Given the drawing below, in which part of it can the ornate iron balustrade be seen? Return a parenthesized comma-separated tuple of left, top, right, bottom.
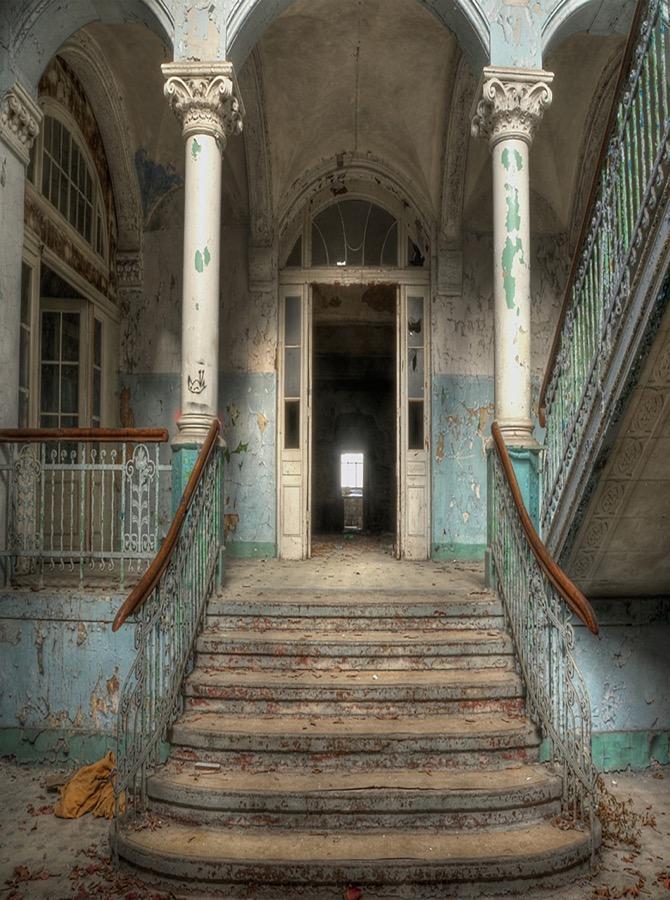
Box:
(489, 423, 599, 827)
(113, 421, 222, 819)
(539, 0, 670, 537)
(0, 428, 170, 589)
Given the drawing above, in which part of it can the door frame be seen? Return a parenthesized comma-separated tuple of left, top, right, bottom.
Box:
(277, 268, 431, 560)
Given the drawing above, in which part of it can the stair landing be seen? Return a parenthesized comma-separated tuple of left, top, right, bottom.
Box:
(114, 546, 598, 896)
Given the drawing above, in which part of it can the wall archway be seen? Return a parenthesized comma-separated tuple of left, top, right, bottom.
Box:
(541, 0, 633, 61)
(5, 0, 173, 95)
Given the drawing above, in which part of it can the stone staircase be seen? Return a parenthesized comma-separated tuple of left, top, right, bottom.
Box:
(115, 573, 597, 897)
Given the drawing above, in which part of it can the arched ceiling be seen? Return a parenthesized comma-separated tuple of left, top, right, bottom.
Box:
(250, 0, 459, 221)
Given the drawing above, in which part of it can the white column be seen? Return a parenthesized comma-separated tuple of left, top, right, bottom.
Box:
(162, 62, 244, 445)
(472, 67, 553, 446)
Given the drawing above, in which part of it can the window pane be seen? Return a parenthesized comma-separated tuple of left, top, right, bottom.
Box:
(18, 391, 29, 428)
(84, 204, 92, 242)
(59, 167, 68, 216)
(285, 400, 300, 449)
(284, 347, 301, 398)
(408, 348, 424, 399)
(44, 116, 52, 155)
(42, 154, 51, 198)
(365, 204, 396, 265)
(60, 415, 79, 429)
(20, 328, 30, 389)
(40, 413, 58, 429)
(340, 200, 369, 267)
(286, 235, 302, 267)
(61, 130, 70, 174)
(93, 370, 101, 420)
(408, 401, 424, 450)
(94, 319, 102, 367)
(312, 204, 345, 265)
(60, 365, 79, 413)
(285, 296, 301, 346)
(61, 313, 80, 361)
(41, 363, 59, 413)
(408, 297, 423, 347)
(20, 264, 32, 326)
(381, 222, 398, 266)
(41, 312, 59, 361)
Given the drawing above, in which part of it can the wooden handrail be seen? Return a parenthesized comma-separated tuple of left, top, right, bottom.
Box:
(491, 422, 598, 635)
(538, 0, 645, 428)
(112, 419, 221, 632)
(0, 428, 169, 443)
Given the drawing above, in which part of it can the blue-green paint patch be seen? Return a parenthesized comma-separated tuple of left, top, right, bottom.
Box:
(502, 236, 524, 310)
(195, 245, 211, 273)
(592, 731, 669, 771)
(432, 543, 486, 561)
(191, 138, 202, 160)
(504, 183, 521, 232)
(225, 541, 277, 559)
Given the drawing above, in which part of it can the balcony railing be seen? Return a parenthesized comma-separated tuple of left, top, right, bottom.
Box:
(0, 428, 170, 590)
(539, 0, 670, 538)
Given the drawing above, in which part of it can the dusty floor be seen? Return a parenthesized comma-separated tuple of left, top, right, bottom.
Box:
(0, 761, 668, 899)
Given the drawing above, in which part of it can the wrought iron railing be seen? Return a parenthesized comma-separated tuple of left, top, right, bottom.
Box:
(489, 422, 599, 826)
(113, 420, 222, 819)
(539, 0, 670, 533)
(0, 428, 170, 589)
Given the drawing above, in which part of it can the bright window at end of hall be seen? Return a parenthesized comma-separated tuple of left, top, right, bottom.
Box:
(341, 453, 364, 496)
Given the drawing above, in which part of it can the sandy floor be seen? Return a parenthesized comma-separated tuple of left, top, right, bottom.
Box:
(0, 761, 668, 899)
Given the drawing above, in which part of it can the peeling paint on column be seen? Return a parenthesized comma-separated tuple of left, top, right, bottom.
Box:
(504, 183, 521, 231)
(191, 137, 202, 160)
(195, 245, 211, 272)
(502, 236, 524, 311)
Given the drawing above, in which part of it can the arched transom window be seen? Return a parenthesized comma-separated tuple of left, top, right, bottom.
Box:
(286, 199, 400, 268)
(37, 113, 106, 258)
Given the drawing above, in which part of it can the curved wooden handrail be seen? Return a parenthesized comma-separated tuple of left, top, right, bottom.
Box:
(491, 422, 598, 635)
(0, 428, 169, 443)
(538, 0, 645, 428)
(112, 419, 221, 632)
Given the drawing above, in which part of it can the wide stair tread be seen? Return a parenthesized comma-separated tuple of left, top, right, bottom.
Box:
(116, 819, 594, 889)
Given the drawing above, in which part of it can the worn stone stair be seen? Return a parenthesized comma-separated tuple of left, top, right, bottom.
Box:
(114, 581, 599, 897)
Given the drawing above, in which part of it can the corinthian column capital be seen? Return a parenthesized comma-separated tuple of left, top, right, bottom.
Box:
(162, 61, 245, 146)
(0, 81, 42, 165)
(471, 67, 554, 147)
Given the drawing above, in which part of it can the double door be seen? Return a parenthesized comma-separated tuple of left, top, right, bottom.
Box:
(278, 282, 430, 560)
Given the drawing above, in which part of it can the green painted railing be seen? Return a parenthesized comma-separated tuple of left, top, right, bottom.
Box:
(539, 0, 670, 532)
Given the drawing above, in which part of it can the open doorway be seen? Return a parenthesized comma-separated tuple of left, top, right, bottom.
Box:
(311, 283, 396, 554)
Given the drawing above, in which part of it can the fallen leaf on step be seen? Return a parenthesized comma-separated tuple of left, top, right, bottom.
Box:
(345, 887, 363, 900)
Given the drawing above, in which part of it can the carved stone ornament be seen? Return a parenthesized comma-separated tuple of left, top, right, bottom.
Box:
(0, 81, 42, 165)
(116, 251, 144, 289)
(471, 66, 554, 147)
(162, 61, 245, 145)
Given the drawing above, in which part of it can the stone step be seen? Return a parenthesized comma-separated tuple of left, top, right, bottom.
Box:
(195, 627, 515, 671)
(183, 667, 525, 716)
(114, 818, 597, 897)
(146, 762, 562, 830)
(206, 590, 503, 633)
(170, 711, 540, 770)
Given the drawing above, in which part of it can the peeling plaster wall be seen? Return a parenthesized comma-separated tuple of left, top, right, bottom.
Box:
(573, 598, 670, 771)
(0, 591, 135, 763)
(431, 231, 566, 558)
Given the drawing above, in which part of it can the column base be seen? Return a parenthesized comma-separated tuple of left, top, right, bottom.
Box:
(171, 444, 201, 514)
(507, 445, 542, 532)
(495, 418, 539, 449)
(173, 412, 217, 447)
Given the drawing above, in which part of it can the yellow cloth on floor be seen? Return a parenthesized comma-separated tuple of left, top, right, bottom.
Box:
(54, 751, 125, 819)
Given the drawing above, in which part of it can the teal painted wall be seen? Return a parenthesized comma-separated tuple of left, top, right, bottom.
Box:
(431, 374, 493, 560)
(0, 591, 135, 763)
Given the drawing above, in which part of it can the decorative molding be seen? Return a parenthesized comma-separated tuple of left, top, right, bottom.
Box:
(162, 61, 245, 146)
(116, 251, 144, 289)
(471, 66, 554, 147)
(0, 82, 42, 165)
(441, 54, 476, 243)
(239, 48, 274, 249)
